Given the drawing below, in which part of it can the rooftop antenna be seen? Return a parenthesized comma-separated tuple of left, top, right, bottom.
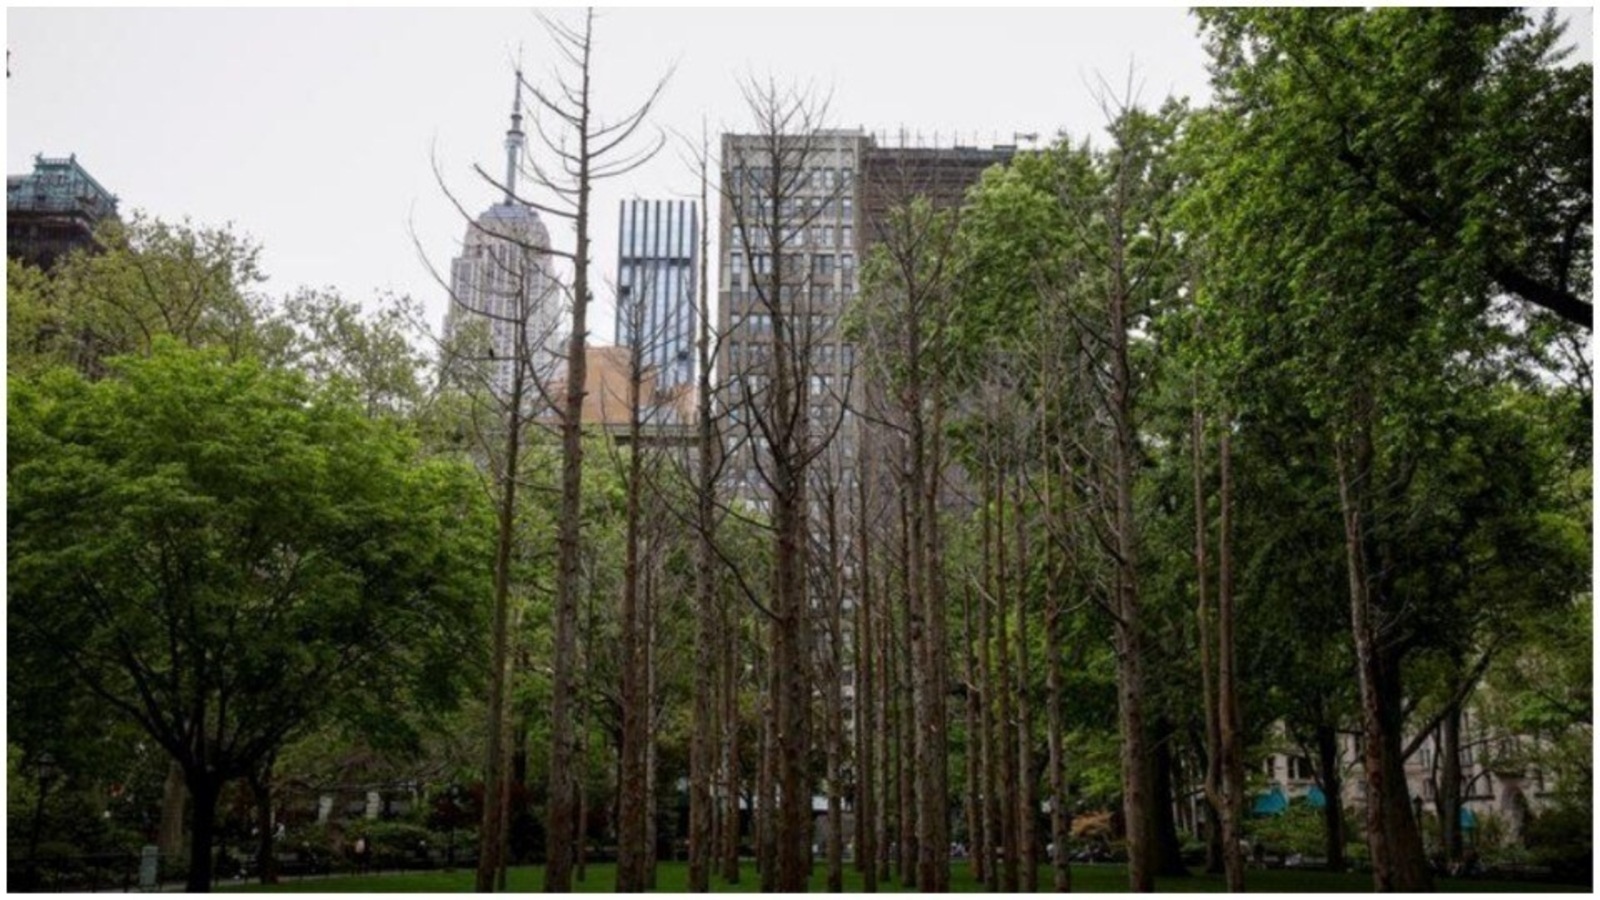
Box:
(503, 59, 525, 205)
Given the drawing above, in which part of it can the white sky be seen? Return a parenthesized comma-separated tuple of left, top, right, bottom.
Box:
(6, 7, 1593, 344)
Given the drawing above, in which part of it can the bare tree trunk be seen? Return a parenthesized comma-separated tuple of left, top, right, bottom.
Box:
(855, 469, 878, 892)
(883, 554, 896, 883)
(825, 482, 846, 894)
(895, 492, 918, 889)
(1107, 210, 1155, 890)
(758, 647, 778, 893)
(531, 11, 668, 886)
(1014, 470, 1036, 893)
(1045, 600, 1072, 893)
(478, 367, 526, 893)
(686, 141, 718, 895)
(721, 590, 742, 885)
(963, 582, 984, 885)
(645, 562, 661, 891)
(923, 396, 953, 893)
(995, 470, 1019, 893)
(979, 469, 1001, 894)
(615, 287, 649, 893)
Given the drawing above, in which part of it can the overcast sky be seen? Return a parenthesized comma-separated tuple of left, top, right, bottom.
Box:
(7, 7, 1593, 343)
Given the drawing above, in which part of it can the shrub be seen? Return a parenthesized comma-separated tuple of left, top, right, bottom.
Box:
(347, 820, 435, 869)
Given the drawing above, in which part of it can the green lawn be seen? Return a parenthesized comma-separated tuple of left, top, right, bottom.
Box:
(223, 861, 1586, 893)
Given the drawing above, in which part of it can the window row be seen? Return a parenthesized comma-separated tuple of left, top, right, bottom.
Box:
(731, 312, 839, 336)
(729, 165, 854, 193)
(731, 252, 856, 278)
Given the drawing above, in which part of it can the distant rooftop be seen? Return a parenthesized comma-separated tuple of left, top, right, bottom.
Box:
(7, 154, 119, 221)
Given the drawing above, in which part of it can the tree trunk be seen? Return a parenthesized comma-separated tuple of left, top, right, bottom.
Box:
(825, 483, 846, 894)
(1315, 724, 1346, 871)
(758, 648, 778, 892)
(543, 18, 598, 889)
(1045, 587, 1072, 893)
(158, 760, 187, 862)
(995, 471, 1019, 893)
(250, 761, 278, 886)
(979, 470, 1000, 893)
(1439, 692, 1464, 866)
(184, 773, 221, 893)
(721, 588, 742, 885)
(883, 557, 896, 883)
(1110, 252, 1154, 892)
(1014, 470, 1036, 893)
(1153, 723, 1190, 877)
(895, 492, 918, 889)
(912, 363, 951, 895)
(1335, 424, 1432, 893)
(1216, 421, 1246, 892)
(478, 363, 526, 892)
(963, 583, 984, 886)
(616, 330, 648, 893)
(1194, 406, 1227, 882)
(855, 476, 878, 892)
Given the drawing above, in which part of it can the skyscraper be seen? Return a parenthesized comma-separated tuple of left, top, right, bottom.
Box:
(615, 199, 698, 388)
(444, 73, 562, 402)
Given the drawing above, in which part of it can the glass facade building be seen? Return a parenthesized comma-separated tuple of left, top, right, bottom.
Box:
(615, 199, 698, 388)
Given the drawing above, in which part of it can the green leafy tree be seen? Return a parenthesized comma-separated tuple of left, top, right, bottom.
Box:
(9, 215, 285, 377)
(8, 342, 490, 891)
(1197, 7, 1592, 330)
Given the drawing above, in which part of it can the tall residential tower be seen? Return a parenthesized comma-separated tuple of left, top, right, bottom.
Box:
(615, 199, 698, 389)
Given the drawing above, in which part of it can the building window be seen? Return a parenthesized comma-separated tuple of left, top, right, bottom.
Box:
(813, 254, 835, 276)
(841, 225, 853, 248)
(842, 197, 854, 219)
(841, 253, 854, 275)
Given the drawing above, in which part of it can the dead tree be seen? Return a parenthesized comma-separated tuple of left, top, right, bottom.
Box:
(721, 77, 856, 893)
(493, 11, 669, 891)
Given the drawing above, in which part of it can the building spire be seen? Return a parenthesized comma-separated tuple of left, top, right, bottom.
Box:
(503, 69, 525, 205)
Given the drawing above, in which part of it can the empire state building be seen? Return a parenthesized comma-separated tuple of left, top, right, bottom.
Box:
(444, 73, 563, 401)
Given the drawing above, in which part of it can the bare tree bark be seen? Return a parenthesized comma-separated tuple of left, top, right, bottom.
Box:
(855, 452, 879, 892)
(1014, 468, 1037, 893)
(511, 13, 669, 889)
(995, 463, 1019, 893)
(895, 490, 918, 888)
(979, 464, 1001, 894)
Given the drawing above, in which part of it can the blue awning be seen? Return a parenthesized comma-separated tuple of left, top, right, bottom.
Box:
(1305, 785, 1327, 809)
(1252, 786, 1288, 816)
(1460, 807, 1477, 831)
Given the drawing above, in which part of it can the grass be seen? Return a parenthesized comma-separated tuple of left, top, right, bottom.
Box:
(223, 860, 1587, 893)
